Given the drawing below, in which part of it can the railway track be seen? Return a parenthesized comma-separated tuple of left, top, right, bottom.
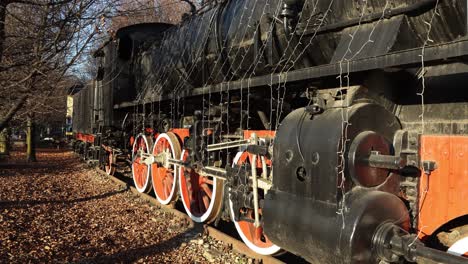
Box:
(92, 165, 301, 264)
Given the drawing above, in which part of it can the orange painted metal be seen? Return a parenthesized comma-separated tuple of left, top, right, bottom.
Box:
(243, 130, 276, 140)
(418, 135, 468, 239)
(242, 130, 275, 167)
(171, 128, 190, 144)
(153, 133, 160, 140)
(76, 133, 95, 143)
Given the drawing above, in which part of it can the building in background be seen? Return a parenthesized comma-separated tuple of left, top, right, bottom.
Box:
(66, 95, 74, 136)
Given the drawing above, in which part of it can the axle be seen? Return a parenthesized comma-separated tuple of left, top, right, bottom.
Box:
(373, 222, 468, 264)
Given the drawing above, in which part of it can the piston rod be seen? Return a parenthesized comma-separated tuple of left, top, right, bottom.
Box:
(360, 152, 406, 170)
(373, 222, 468, 264)
(207, 139, 251, 152)
(251, 154, 261, 228)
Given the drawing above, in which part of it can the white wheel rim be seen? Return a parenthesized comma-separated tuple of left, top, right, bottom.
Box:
(131, 134, 151, 193)
(105, 151, 113, 175)
(152, 133, 178, 205)
(178, 149, 220, 223)
(105, 163, 112, 174)
(228, 151, 281, 255)
(448, 236, 468, 257)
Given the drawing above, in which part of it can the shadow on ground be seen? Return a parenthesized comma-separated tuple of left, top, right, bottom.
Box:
(0, 188, 129, 209)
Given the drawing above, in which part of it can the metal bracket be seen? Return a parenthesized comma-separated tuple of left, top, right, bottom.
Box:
(139, 152, 155, 165)
(422, 160, 437, 175)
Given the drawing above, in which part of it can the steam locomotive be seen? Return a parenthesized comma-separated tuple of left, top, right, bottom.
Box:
(72, 0, 468, 263)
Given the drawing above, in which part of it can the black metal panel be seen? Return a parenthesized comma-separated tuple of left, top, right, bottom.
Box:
(272, 103, 400, 200)
(330, 15, 404, 63)
(120, 0, 466, 101)
(264, 102, 405, 263)
(264, 189, 409, 264)
(114, 39, 468, 109)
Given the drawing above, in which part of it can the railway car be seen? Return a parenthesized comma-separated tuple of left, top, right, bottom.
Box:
(73, 0, 468, 263)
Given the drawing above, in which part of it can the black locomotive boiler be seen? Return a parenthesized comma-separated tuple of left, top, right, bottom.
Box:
(72, 1, 468, 263)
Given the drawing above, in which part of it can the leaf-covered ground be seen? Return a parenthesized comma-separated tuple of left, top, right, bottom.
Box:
(0, 149, 250, 263)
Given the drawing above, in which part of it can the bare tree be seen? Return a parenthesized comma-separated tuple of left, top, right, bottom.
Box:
(0, 1, 115, 130)
(0, 0, 118, 160)
(0, 0, 204, 161)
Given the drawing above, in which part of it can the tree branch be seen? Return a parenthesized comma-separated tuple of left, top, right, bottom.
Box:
(0, 94, 27, 131)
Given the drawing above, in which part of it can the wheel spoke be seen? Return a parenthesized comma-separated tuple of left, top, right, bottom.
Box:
(201, 190, 210, 210)
(204, 179, 214, 185)
(165, 172, 174, 187)
(254, 226, 263, 244)
(200, 183, 212, 199)
(163, 177, 169, 199)
(197, 191, 206, 213)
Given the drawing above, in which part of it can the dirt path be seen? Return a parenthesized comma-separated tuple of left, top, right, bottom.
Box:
(0, 149, 249, 264)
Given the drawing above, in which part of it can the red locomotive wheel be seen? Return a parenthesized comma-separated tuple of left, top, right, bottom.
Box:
(105, 151, 115, 176)
(132, 134, 152, 193)
(151, 132, 181, 205)
(178, 149, 223, 223)
(229, 151, 281, 255)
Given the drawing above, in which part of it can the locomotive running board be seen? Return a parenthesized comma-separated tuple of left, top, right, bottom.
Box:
(114, 39, 468, 109)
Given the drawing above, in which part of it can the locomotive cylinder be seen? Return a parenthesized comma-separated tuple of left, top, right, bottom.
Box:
(264, 102, 410, 263)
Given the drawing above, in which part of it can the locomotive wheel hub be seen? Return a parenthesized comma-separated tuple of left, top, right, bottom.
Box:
(348, 131, 393, 188)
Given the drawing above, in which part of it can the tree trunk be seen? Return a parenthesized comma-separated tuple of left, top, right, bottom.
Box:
(0, 128, 9, 155)
(0, 1, 7, 63)
(26, 114, 36, 162)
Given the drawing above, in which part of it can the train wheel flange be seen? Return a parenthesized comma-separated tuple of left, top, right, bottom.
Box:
(151, 132, 181, 205)
(229, 151, 282, 256)
(132, 134, 152, 193)
(178, 149, 224, 223)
